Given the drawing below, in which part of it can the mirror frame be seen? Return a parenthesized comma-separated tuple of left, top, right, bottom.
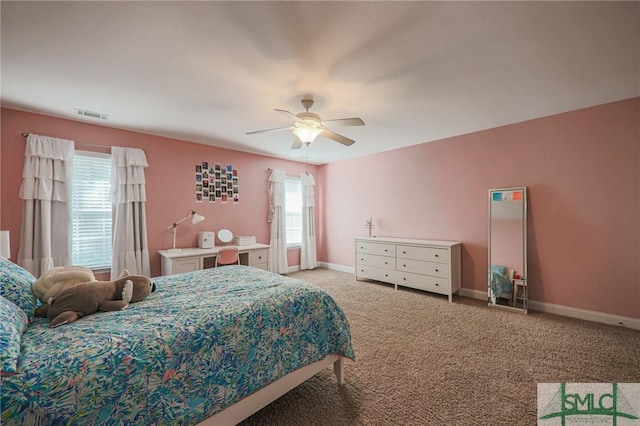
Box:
(218, 229, 234, 244)
(488, 186, 528, 313)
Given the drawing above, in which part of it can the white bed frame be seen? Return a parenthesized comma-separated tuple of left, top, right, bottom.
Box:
(196, 355, 345, 426)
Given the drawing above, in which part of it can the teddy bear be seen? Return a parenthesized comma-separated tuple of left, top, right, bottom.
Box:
(32, 265, 96, 317)
(46, 273, 154, 327)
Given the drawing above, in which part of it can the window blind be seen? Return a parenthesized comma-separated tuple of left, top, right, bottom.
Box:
(71, 151, 112, 269)
(285, 177, 302, 247)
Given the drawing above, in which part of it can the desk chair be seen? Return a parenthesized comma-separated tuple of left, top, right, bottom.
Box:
(215, 247, 240, 267)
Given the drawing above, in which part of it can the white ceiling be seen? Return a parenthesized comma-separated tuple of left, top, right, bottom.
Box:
(1, 1, 638, 165)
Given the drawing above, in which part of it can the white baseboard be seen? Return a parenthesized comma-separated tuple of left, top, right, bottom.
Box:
(317, 262, 355, 274)
(457, 288, 487, 300)
(288, 264, 346, 274)
(286, 265, 301, 274)
(457, 288, 640, 330)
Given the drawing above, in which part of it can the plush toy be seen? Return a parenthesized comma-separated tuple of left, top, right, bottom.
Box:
(46, 273, 154, 327)
(33, 266, 96, 318)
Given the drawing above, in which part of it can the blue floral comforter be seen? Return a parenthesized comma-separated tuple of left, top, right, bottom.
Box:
(1, 266, 355, 425)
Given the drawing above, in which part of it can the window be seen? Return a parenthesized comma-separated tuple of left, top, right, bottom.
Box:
(71, 151, 112, 269)
(284, 177, 302, 247)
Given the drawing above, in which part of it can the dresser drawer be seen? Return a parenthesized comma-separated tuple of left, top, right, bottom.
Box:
(356, 241, 395, 256)
(356, 253, 396, 270)
(397, 259, 449, 278)
(396, 271, 451, 295)
(250, 249, 269, 266)
(357, 265, 398, 283)
(397, 245, 448, 264)
(173, 257, 202, 274)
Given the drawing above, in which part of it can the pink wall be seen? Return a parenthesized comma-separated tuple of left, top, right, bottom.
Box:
(318, 98, 639, 319)
(0, 108, 317, 277)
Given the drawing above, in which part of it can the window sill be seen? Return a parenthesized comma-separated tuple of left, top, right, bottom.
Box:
(287, 245, 301, 250)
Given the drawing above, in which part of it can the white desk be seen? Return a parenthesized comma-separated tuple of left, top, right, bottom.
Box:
(159, 243, 270, 276)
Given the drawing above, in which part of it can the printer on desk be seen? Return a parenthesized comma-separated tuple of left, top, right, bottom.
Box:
(198, 231, 215, 249)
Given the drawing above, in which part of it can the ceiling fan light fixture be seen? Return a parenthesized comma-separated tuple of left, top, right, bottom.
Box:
(247, 96, 364, 149)
(293, 126, 322, 144)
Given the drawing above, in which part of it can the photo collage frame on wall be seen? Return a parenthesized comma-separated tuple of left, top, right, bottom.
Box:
(195, 162, 239, 204)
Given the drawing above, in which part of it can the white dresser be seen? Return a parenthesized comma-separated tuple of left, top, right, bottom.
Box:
(355, 237, 462, 302)
(159, 243, 270, 276)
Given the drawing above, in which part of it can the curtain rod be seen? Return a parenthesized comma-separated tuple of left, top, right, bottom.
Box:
(266, 168, 310, 176)
(21, 133, 144, 152)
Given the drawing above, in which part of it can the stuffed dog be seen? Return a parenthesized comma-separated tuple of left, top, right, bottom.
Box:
(46, 274, 154, 327)
(32, 266, 96, 317)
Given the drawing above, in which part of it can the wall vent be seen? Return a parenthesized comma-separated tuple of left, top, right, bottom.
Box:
(75, 109, 109, 120)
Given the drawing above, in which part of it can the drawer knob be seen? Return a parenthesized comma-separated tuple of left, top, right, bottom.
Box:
(403, 264, 406, 267)
(384, 249, 388, 252)
(258, 256, 262, 260)
(385, 274, 388, 277)
(403, 277, 407, 281)
(435, 254, 439, 258)
(384, 261, 388, 264)
(435, 283, 439, 286)
(403, 251, 406, 254)
(435, 269, 439, 272)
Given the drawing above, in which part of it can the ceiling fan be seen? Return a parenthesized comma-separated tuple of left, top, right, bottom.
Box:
(246, 97, 365, 149)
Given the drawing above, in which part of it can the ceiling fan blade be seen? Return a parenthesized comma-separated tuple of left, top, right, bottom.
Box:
(246, 126, 291, 135)
(322, 117, 365, 127)
(275, 109, 303, 122)
(321, 129, 355, 146)
(291, 136, 303, 150)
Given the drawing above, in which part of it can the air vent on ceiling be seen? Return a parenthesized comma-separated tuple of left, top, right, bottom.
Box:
(75, 108, 109, 120)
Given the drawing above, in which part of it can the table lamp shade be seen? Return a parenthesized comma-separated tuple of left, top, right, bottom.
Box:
(0, 230, 10, 259)
(191, 213, 205, 225)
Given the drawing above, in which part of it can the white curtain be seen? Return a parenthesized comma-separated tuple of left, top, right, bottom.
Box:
(17, 134, 74, 276)
(300, 172, 317, 270)
(110, 147, 150, 278)
(268, 169, 288, 274)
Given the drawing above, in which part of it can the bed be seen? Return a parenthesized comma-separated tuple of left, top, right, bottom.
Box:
(0, 261, 355, 425)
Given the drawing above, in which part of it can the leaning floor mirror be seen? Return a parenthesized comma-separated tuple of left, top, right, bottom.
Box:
(488, 187, 528, 313)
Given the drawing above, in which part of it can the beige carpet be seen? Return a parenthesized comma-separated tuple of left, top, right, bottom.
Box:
(240, 269, 640, 425)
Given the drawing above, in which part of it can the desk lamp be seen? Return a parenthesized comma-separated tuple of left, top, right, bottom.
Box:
(167, 211, 205, 251)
